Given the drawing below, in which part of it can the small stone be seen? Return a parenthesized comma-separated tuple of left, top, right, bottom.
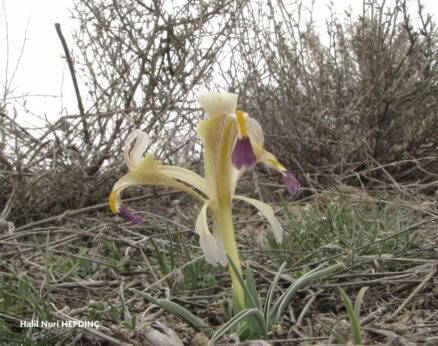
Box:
(191, 333, 210, 346)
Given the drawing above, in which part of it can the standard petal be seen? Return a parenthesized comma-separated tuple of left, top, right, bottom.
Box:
(198, 92, 238, 118)
(229, 166, 243, 196)
(246, 117, 264, 147)
(195, 202, 227, 266)
(197, 115, 237, 203)
(124, 129, 150, 169)
(234, 195, 283, 244)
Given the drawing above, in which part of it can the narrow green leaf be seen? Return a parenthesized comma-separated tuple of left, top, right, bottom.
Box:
(17, 274, 52, 321)
(245, 264, 261, 310)
(167, 225, 176, 271)
(270, 263, 324, 325)
(243, 264, 268, 338)
(238, 324, 253, 341)
(129, 288, 214, 337)
(338, 287, 361, 345)
(270, 262, 344, 327)
(353, 286, 369, 319)
(208, 308, 267, 345)
(155, 239, 168, 269)
(232, 289, 245, 315)
(227, 255, 260, 310)
(264, 262, 287, 322)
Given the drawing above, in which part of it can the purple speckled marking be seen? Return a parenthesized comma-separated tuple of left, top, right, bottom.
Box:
(231, 137, 256, 170)
(118, 206, 143, 224)
(284, 171, 301, 195)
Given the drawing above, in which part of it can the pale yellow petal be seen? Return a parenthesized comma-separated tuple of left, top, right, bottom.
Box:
(124, 129, 149, 169)
(253, 142, 286, 172)
(198, 92, 238, 118)
(252, 143, 301, 195)
(197, 115, 237, 203)
(110, 153, 206, 213)
(108, 190, 119, 214)
(230, 166, 243, 196)
(159, 166, 209, 197)
(195, 202, 227, 266)
(246, 117, 264, 146)
(234, 195, 283, 243)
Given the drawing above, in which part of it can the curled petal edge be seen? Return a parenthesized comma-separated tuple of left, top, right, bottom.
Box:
(124, 129, 149, 169)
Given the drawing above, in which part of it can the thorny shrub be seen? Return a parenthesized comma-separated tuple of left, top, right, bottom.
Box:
(228, 0, 438, 193)
(1, 0, 437, 225)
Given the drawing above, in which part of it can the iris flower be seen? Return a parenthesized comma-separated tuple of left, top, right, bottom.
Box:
(109, 92, 300, 308)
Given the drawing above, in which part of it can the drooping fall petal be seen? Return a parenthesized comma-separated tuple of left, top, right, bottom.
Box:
(252, 142, 301, 195)
(118, 206, 143, 224)
(195, 202, 227, 266)
(231, 137, 256, 169)
(159, 165, 209, 197)
(284, 171, 301, 195)
(109, 153, 206, 223)
(234, 195, 283, 244)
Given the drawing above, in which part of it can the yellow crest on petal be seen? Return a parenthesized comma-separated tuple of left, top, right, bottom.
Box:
(234, 110, 248, 137)
(108, 191, 119, 214)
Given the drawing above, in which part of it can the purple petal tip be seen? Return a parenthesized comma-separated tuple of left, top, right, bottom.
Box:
(284, 171, 300, 195)
(232, 137, 256, 170)
(118, 206, 143, 224)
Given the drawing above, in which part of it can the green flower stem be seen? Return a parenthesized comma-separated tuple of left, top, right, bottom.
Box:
(214, 203, 245, 310)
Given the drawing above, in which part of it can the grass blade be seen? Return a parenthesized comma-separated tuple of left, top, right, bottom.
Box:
(263, 262, 287, 322)
(338, 287, 362, 345)
(208, 308, 267, 345)
(227, 255, 260, 310)
(129, 288, 214, 337)
(270, 262, 344, 327)
(353, 286, 369, 319)
(17, 274, 52, 321)
(245, 264, 261, 310)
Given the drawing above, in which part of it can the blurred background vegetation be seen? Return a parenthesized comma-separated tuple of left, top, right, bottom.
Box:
(1, 0, 437, 226)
